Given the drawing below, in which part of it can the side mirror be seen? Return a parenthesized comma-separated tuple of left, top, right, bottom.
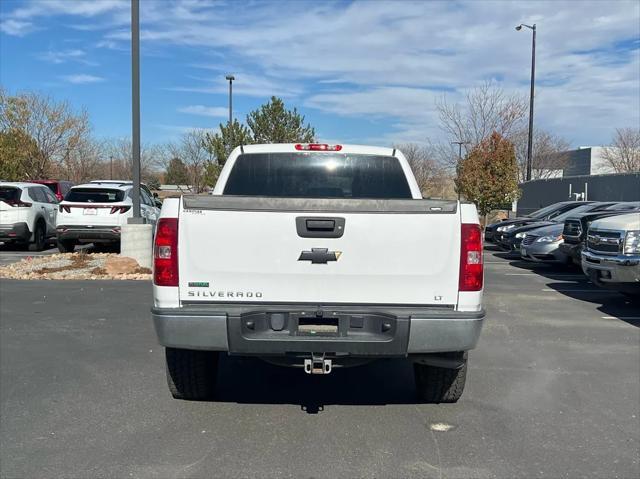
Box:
(155, 199, 163, 208)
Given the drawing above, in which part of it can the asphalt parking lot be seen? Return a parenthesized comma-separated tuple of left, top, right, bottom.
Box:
(1, 249, 638, 478)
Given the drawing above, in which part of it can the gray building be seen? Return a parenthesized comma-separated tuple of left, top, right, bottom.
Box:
(516, 172, 640, 216)
(558, 146, 617, 177)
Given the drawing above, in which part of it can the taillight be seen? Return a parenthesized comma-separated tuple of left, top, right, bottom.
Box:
(59, 205, 70, 213)
(459, 223, 483, 291)
(295, 143, 342, 151)
(154, 218, 178, 286)
(110, 206, 131, 214)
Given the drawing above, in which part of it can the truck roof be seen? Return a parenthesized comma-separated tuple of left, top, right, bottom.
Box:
(232, 143, 397, 157)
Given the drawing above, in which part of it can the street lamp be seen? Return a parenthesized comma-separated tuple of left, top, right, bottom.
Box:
(516, 23, 536, 182)
(225, 74, 235, 127)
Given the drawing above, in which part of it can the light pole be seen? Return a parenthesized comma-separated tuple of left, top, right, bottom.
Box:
(516, 23, 536, 182)
(110, 155, 113, 180)
(225, 74, 235, 127)
(130, 0, 141, 222)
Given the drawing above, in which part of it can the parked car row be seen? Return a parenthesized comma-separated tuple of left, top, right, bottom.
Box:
(0, 180, 161, 252)
(486, 201, 640, 296)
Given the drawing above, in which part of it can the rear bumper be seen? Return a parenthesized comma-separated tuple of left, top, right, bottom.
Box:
(151, 304, 485, 356)
(0, 222, 31, 242)
(56, 225, 121, 242)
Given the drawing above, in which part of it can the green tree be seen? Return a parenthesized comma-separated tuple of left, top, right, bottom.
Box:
(0, 129, 37, 180)
(455, 132, 520, 222)
(246, 96, 315, 144)
(164, 157, 189, 185)
(203, 119, 252, 167)
(203, 161, 222, 189)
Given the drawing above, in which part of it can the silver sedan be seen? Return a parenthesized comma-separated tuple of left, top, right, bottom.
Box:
(520, 223, 571, 264)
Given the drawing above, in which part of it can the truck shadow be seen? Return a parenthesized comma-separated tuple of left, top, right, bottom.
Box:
(215, 356, 419, 413)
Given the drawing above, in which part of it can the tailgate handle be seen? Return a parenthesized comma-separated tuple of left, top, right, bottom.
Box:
(296, 217, 345, 238)
(306, 219, 335, 231)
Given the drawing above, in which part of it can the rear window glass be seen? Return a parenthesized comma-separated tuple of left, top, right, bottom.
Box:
(43, 183, 58, 194)
(65, 188, 126, 203)
(223, 153, 412, 199)
(0, 187, 21, 203)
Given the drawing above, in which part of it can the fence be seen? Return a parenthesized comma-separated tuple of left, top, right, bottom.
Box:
(516, 172, 640, 216)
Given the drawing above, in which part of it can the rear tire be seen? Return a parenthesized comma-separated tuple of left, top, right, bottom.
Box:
(414, 352, 468, 403)
(57, 239, 77, 253)
(30, 221, 46, 251)
(165, 348, 219, 400)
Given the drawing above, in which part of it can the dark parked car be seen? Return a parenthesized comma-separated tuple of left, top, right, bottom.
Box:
(560, 201, 640, 264)
(487, 201, 590, 245)
(31, 180, 74, 202)
(498, 202, 619, 253)
(485, 201, 591, 243)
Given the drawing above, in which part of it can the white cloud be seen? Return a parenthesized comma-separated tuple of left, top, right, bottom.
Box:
(178, 105, 229, 118)
(38, 48, 88, 64)
(0, 19, 34, 36)
(169, 68, 303, 99)
(61, 74, 105, 84)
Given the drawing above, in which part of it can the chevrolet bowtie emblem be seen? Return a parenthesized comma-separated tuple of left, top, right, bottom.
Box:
(298, 248, 342, 264)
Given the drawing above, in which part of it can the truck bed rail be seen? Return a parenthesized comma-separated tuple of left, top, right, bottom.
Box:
(182, 196, 458, 214)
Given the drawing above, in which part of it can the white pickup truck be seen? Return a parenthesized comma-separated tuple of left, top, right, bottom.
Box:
(151, 143, 485, 403)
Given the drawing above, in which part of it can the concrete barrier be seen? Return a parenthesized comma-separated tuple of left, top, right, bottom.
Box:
(121, 224, 153, 269)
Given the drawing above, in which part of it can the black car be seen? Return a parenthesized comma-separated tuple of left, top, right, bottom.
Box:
(497, 202, 619, 253)
(486, 201, 590, 244)
(559, 201, 640, 264)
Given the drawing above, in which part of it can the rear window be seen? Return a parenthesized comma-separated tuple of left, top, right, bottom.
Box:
(43, 183, 58, 194)
(223, 153, 412, 199)
(65, 188, 126, 203)
(0, 187, 21, 203)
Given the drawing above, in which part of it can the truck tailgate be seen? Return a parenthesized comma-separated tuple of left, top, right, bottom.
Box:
(178, 197, 460, 306)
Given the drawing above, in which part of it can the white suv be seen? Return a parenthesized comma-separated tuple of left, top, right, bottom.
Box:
(0, 182, 59, 251)
(56, 182, 160, 252)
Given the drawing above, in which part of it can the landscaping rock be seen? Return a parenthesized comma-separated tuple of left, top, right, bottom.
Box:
(104, 256, 140, 275)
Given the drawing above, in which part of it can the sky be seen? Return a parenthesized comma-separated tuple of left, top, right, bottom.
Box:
(1, 0, 639, 149)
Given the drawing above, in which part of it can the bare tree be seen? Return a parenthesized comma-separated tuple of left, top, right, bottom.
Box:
(436, 81, 528, 168)
(396, 143, 455, 199)
(600, 128, 640, 173)
(0, 89, 90, 179)
(57, 138, 106, 183)
(104, 137, 163, 183)
(167, 130, 214, 193)
(512, 127, 570, 182)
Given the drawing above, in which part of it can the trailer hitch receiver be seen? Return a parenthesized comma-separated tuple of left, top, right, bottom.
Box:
(304, 353, 332, 374)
